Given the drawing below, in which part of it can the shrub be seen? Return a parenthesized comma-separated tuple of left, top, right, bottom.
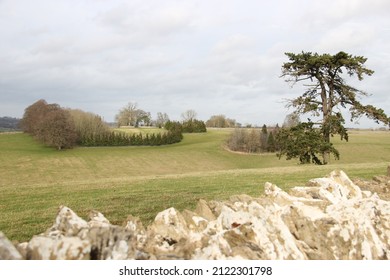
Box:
(182, 119, 207, 133)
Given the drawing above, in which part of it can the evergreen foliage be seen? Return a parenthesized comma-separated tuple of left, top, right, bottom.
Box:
(275, 122, 339, 165)
(182, 119, 207, 133)
(281, 51, 389, 164)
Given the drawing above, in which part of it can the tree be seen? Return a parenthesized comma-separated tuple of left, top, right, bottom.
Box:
(20, 99, 50, 135)
(260, 124, 268, 151)
(281, 51, 389, 164)
(137, 111, 151, 127)
(39, 109, 77, 150)
(182, 119, 207, 133)
(115, 102, 138, 127)
(155, 112, 170, 128)
(282, 112, 300, 128)
(206, 115, 236, 128)
(0, 116, 20, 131)
(181, 109, 197, 122)
(68, 109, 110, 144)
(267, 131, 276, 152)
(226, 128, 248, 152)
(21, 100, 77, 150)
(247, 129, 261, 153)
(115, 102, 151, 127)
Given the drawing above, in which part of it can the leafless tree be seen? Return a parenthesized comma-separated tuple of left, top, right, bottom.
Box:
(181, 109, 197, 122)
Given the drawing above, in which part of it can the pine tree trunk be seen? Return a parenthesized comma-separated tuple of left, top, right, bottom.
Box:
(322, 131, 330, 165)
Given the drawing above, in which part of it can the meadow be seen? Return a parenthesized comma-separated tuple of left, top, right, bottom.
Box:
(0, 128, 389, 242)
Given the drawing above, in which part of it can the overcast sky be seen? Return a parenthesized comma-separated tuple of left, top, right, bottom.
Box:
(1, 0, 389, 127)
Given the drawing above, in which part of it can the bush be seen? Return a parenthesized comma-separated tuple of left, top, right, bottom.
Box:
(182, 119, 207, 133)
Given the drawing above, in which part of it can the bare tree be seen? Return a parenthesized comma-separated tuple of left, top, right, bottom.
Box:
(115, 102, 138, 127)
(282, 112, 300, 128)
(206, 115, 236, 128)
(39, 109, 77, 150)
(181, 109, 197, 122)
(68, 109, 110, 143)
(115, 102, 151, 127)
(21, 100, 77, 150)
(20, 99, 51, 135)
(156, 112, 170, 128)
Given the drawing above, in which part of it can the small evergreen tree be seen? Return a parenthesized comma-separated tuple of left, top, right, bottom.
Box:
(260, 124, 268, 152)
(267, 131, 276, 152)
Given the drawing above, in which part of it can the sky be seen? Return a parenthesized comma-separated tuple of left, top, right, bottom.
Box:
(1, 0, 390, 128)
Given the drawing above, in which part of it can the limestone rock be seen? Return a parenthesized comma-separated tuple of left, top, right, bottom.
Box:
(195, 199, 216, 221)
(88, 210, 110, 228)
(87, 226, 144, 260)
(145, 207, 193, 259)
(0, 232, 22, 260)
(46, 206, 88, 237)
(26, 236, 90, 260)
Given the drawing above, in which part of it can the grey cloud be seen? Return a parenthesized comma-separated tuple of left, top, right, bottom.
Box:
(0, 0, 389, 128)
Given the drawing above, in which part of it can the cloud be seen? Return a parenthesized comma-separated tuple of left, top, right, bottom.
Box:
(0, 0, 389, 128)
(96, 1, 195, 48)
(315, 23, 377, 52)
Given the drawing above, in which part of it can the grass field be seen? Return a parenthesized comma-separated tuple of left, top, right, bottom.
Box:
(0, 128, 389, 242)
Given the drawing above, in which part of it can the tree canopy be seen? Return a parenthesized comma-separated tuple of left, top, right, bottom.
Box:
(20, 100, 77, 150)
(279, 51, 389, 164)
(115, 102, 151, 127)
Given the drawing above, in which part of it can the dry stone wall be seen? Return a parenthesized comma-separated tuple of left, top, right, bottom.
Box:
(1, 170, 390, 260)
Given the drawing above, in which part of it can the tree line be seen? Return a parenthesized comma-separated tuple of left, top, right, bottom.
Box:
(20, 100, 184, 150)
(18, 51, 390, 161)
(0, 116, 21, 131)
(226, 125, 279, 153)
(115, 102, 207, 133)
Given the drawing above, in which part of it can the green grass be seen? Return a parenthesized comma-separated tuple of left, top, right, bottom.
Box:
(0, 129, 389, 242)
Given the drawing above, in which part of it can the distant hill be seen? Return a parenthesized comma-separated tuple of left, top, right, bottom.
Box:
(0, 116, 21, 131)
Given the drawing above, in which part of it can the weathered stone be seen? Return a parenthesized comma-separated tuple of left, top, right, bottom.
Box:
(181, 210, 208, 232)
(195, 199, 216, 221)
(87, 226, 143, 260)
(0, 232, 22, 260)
(145, 207, 192, 259)
(26, 236, 90, 260)
(46, 206, 88, 237)
(88, 210, 110, 228)
(15, 242, 28, 259)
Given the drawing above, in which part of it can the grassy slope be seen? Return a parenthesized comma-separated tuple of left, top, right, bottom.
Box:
(0, 129, 389, 242)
